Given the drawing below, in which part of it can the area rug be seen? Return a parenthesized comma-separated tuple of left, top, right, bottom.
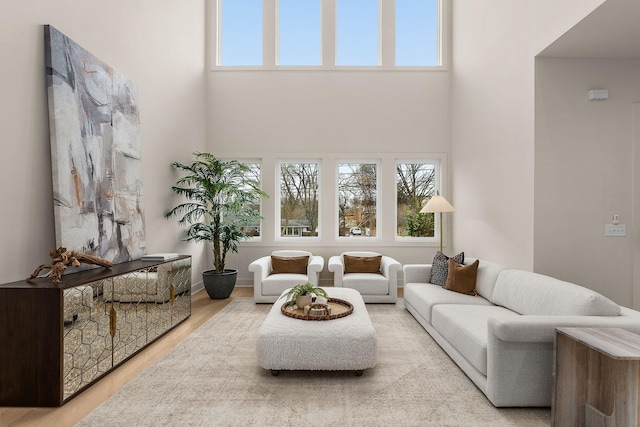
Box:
(77, 299, 551, 426)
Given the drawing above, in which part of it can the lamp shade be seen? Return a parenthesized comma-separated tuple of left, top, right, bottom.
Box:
(420, 193, 455, 213)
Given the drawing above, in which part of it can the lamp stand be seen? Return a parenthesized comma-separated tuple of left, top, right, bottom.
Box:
(439, 212, 443, 253)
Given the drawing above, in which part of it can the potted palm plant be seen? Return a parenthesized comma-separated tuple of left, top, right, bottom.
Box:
(166, 152, 268, 299)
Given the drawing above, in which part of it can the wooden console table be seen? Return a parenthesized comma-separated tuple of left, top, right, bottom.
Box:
(0, 256, 191, 407)
(553, 327, 640, 427)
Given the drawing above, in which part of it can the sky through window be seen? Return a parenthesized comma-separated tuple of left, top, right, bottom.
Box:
(218, 0, 439, 67)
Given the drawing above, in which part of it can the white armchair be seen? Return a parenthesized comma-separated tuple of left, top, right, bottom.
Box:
(249, 250, 325, 303)
(328, 251, 401, 303)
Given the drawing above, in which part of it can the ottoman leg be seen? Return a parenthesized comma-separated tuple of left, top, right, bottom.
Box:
(271, 370, 280, 376)
(355, 370, 364, 376)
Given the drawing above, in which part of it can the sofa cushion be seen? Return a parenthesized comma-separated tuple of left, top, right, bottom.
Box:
(344, 255, 382, 274)
(444, 259, 479, 296)
(466, 258, 506, 301)
(404, 282, 494, 323)
(271, 256, 309, 274)
(430, 251, 464, 286)
(431, 304, 519, 375)
(343, 273, 389, 295)
(262, 273, 309, 296)
(492, 270, 621, 316)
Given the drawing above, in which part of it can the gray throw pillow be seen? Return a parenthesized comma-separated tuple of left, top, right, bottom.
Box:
(429, 251, 464, 286)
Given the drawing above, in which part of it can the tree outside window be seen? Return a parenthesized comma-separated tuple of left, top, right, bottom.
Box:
(279, 162, 320, 237)
(396, 162, 436, 237)
(239, 162, 262, 237)
(337, 162, 378, 237)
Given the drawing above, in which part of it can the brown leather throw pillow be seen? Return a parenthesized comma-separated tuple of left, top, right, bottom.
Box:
(343, 255, 382, 274)
(270, 256, 309, 274)
(444, 258, 479, 296)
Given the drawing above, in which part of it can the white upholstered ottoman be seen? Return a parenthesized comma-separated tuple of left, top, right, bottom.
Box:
(257, 287, 377, 375)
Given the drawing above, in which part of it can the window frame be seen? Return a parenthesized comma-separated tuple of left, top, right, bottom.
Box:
(276, 0, 323, 66)
(395, 0, 440, 67)
(394, 158, 441, 243)
(209, 0, 449, 71)
(219, 158, 265, 242)
(335, 159, 382, 241)
(216, 0, 264, 67)
(276, 159, 323, 242)
(335, 0, 382, 67)
(223, 152, 448, 250)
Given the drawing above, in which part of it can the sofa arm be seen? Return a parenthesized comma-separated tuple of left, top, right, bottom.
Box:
(403, 264, 432, 284)
(380, 256, 401, 277)
(308, 255, 324, 273)
(328, 256, 344, 286)
(307, 255, 324, 286)
(248, 256, 271, 282)
(489, 314, 640, 343)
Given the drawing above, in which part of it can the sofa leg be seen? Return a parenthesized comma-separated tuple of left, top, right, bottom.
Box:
(355, 370, 364, 376)
(270, 370, 280, 376)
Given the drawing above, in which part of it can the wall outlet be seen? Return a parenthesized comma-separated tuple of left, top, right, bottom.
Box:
(605, 224, 626, 237)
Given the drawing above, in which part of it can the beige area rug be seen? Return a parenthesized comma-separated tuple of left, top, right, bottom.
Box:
(77, 298, 550, 427)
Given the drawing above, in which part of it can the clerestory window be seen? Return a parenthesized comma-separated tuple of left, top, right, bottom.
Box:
(218, 0, 263, 66)
(278, 0, 322, 66)
(212, 0, 447, 69)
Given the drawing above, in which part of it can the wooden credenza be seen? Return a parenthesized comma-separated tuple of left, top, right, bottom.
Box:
(0, 256, 191, 407)
(553, 327, 640, 427)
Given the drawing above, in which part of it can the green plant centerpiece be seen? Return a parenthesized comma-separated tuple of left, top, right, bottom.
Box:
(166, 152, 268, 299)
(281, 283, 329, 309)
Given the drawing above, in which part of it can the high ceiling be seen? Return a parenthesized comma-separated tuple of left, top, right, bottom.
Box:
(539, 0, 640, 58)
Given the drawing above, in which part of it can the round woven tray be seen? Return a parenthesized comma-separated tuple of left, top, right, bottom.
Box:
(280, 297, 354, 321)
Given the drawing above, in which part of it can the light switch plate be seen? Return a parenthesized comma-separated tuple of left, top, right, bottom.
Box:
(605, 224, 626, 237)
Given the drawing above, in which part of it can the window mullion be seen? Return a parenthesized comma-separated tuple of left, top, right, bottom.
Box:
(263, 0, 276, 67)
(380, 0, 394, 68)
(438, 0, 449, 68)
(322, 0, 336, 67)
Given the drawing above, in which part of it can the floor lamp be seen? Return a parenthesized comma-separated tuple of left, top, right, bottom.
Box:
(420, 192, 455, 253)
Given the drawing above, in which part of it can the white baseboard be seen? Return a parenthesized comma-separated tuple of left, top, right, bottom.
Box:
(191, 279, 204, 294)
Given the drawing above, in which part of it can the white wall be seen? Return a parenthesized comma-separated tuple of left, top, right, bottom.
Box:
(207, 70, 451, 285)
(535, 57, 640, 305)
(4, 0, 628, 301)
(0, 0, 207, 286)
(450, 0, 605, 270)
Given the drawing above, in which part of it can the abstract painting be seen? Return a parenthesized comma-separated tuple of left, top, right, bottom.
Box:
(44, 25, 145, 264)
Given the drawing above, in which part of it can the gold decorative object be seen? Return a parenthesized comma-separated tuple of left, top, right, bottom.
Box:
(27, 247, 113, 285)
(109, 307, 117, 339)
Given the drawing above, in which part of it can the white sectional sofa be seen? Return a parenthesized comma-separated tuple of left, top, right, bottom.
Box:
(403, 258, 640, 407)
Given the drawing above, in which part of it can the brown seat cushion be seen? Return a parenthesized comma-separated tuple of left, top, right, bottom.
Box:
(344, 255, 382, 274)
(270, 255, 309, 274)
(444, 259, 479, 296)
